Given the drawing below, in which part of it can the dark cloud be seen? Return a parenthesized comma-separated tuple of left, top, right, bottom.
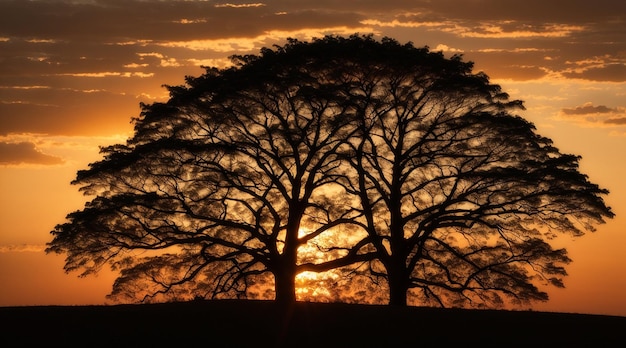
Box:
(0, 89, 148, 136)
(1, 1, 623, 76)
(0, 142, 64, 165)
(0, 0, 624, 137)
(0, 0, 364, 42)
(1, 0, 620, 42)
(562, 64, 626, 82)
(562, 104, 618, 115)
(559, 103, 626, 128)
(465, 50, 550, 80)
(605, 118, 626, 125)
(364, 1, 626, 83)
(421, 0, 626, 22)
(0, 244, 46, 253)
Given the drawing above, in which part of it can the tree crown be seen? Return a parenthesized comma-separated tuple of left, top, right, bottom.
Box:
(48, 34, 613, 307)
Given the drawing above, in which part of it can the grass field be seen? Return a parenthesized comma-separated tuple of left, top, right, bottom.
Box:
(1, 300, 624, 347)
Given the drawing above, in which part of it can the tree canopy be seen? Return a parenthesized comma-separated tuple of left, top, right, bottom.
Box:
(48, 34, 613, 308)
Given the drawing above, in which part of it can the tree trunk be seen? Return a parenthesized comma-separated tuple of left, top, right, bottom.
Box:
(274, 266, 297, 347)
(274, 268, 297, 305)
(387, 152, 408, 306)
(275, 201, 302, 306)
(387, 267, 409, 306)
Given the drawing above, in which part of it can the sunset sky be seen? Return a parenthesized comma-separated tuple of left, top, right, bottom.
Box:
(1, 0, 625, 316)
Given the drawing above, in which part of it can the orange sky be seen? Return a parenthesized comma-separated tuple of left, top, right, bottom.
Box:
(1, 0, 625, 316)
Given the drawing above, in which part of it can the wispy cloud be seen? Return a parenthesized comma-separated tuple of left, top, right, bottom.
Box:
(214, 3, 266, 9)
(55, 72, 154, 78)
(173, 18, 208, 24)
(360, 19, 448, 29)
(159, 26, 377, 52)
(605, 118, 626, 125)
(559, 102, 626, 129)
(448, 23, 585, 39)
(0, 244, 46, 253)
(562, 103, 618, 115)
(0, 0, 623, 137)
(562, 64, 626, 82)
(0, 141, 64, 166)
(362, 18, 586, 39)
(0, 85, 51, 90)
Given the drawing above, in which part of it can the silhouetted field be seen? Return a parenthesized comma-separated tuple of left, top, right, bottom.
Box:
(1, 300, 624, 347)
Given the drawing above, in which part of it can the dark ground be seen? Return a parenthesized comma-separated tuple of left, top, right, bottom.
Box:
(1, 300, 624, 347)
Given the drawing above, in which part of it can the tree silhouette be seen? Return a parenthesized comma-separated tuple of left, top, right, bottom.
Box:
(47, 36, 373, 305)
(332, 36, 614, 307)
(48, 35, 613, 308)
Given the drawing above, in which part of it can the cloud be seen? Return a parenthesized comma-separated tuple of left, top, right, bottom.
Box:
(0, 244, 46, 253)
(562, 64, 626, 82)
(0, 0, 624, 138)
(359, 18, 587, 40)
(605, 118, 626, 125)
(214, 3, 266, 8)
(0, 85, 51, 90)
(173, 18, 208, 24)
(421, 0, 626, 22)
(186, 58, 233, 68)
(446, 23, 586, 39)
(359, 19, 448, 29)
(433, 44, 462, 53)
(476, 48, 547, 53)
(559, 102, 626, 128)
(0, 141, 64, 165)
(0, 88, 149, 136)
(562, 103, 618, 115)
(158, 26, 377, 52)
(55, 72, 155, 78)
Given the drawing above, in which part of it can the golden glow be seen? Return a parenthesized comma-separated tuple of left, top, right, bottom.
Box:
(452, 23, 585, 38)
(360, 19, 449, 28)
(295, 226, 368, 301)
(57, 72, 154, 78)
(158, 27, 378, 52)
(1, 0, 624, 316)
(0, 244, 46, 253)
(173, 19, 208, 24)
(214, 3, 266, 8)
(295, 271, 340, 301)
(361, 19, 584, 38)
(296, 227, 338, 300)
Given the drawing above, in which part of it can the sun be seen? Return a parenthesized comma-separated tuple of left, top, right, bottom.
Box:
(295, 226, 360, 301)
(295, 271, 340, 301)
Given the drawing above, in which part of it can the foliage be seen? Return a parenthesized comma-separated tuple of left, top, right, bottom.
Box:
(48, 34, 613, 307)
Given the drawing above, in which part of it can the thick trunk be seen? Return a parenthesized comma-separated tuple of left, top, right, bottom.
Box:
(274, 268, 297, 305)
(273, 198, 303, 347)
(388, 277, 408, 306)
(388, 183, 408, 306)
(274, 227, 298, 347)
(386, 143, 409, 306)
(275, 203, 301, 306)
(274, 266, 297, 347)
(387, 264, 409, 306)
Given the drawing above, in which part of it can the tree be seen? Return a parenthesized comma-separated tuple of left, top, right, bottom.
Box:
(333, 37, 615, 307)
(47, 36, 372, 305)
(48, 35, 613, 309)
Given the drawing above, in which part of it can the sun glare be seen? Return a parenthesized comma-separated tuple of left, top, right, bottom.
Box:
(295, 226, 363, 301)
(295, 271, 340, 300)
